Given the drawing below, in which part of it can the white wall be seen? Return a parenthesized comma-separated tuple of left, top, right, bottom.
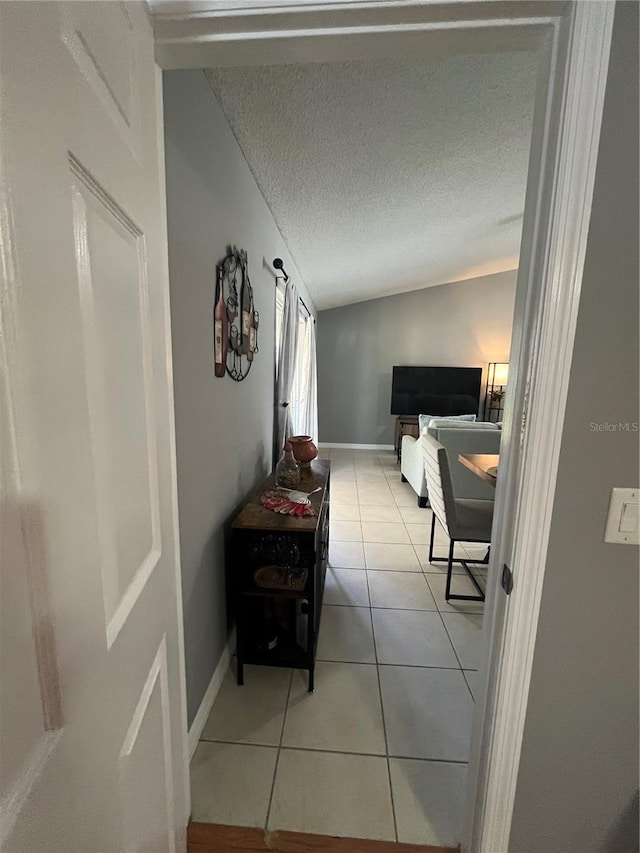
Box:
(163, 70, 315, 725)
(509, 3, 639, 849)
(317, 270, 516, 444)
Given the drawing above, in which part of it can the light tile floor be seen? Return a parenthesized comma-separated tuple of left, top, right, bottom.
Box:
(191, 448, 487, 847)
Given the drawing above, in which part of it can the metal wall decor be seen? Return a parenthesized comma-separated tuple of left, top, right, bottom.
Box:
(214, 245, 259, 381)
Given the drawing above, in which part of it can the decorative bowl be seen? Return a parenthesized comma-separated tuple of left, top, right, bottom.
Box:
(288, 435, 318, 467)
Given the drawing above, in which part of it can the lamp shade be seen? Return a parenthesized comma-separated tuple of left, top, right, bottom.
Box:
(492, 363, 509, 386)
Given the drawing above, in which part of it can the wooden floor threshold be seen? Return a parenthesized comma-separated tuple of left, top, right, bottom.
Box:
(188, 822, 457, 853)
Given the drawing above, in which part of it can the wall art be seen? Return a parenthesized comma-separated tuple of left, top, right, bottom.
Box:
(214, 245, 259, 381)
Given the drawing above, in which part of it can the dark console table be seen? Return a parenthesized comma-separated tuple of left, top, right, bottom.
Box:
(229, 459, 330, 692)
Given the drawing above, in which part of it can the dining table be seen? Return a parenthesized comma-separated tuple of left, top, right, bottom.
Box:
(458, 453, 499, 487)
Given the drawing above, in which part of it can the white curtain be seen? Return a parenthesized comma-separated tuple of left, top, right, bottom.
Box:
(275, 279, 300, 459)
(291, 313, 318, 442)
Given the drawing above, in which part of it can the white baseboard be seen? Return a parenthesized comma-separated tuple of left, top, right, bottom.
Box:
(187, 633, 234, 759)
(318, 443, 394, 451)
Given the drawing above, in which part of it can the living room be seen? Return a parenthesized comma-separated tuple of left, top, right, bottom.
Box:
(164, 36, 533, 850)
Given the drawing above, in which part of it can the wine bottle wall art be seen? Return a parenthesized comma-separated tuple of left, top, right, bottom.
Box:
(214, 245, 259, 381)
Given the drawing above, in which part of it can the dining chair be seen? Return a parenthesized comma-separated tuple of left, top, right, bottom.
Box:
(422, 433, 493, 602)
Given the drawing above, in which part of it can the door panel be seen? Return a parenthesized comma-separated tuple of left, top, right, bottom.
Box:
(0, 336, 64, 840)
(119, 638, 175, 853)
(71, 159, 161, 643)
(0, 3, 188, 851)
(61, 2, 142, 156)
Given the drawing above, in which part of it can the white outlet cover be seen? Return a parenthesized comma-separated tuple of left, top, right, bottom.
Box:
(604, 488, 639, 545)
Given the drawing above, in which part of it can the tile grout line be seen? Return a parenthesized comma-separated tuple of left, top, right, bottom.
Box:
(322, 601, 482, 615)
(422, 523, 486, 672)
(199, 736, 471, 766)
(264, 667, 294, 831)
(313, 654, 477, 672)
(423, 576, 485, 618)
(365, 561, 399, 843)
(434, 602, 466, 673)
(462, 670, 476, 703)
(357, 454, 476, 680)
(372, 450, 480, 699)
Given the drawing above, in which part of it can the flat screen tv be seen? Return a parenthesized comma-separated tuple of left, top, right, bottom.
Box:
(390, 366, 482, 417)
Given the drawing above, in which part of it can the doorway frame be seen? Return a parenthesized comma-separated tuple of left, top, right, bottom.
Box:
(150, 2, 615, 849)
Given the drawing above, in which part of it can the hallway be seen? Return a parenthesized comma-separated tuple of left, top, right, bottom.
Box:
(190, 449, 486, 847)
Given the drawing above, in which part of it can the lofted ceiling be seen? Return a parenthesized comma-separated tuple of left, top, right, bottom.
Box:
(205, 51, 537, 310)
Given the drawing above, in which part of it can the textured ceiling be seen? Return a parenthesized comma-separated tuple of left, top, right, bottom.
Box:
(206, 52, 537, 310)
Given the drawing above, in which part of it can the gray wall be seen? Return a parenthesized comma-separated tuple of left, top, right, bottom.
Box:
(163, 70, 314, 726)
(317, 270, 516, 445)
(509, 4, 639, 851)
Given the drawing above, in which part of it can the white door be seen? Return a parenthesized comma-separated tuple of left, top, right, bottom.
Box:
(0, 3, 189, 851)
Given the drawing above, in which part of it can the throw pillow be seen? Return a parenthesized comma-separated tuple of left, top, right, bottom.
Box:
(418, 412, 477, 434)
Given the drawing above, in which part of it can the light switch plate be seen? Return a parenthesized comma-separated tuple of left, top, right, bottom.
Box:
(604, 488, 639, 544)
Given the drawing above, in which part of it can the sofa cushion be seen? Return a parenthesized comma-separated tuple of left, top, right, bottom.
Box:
(400, 434, 428, 499)
(427, 419, 499, 433)
(418, 412, 476, 434)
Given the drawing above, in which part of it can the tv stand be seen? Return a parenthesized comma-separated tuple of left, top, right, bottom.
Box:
(394, 415, 419, 461)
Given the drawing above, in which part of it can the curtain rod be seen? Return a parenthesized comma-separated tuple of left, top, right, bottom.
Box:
(299, 297, 313, 321)
(273, 257, 316, 324)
